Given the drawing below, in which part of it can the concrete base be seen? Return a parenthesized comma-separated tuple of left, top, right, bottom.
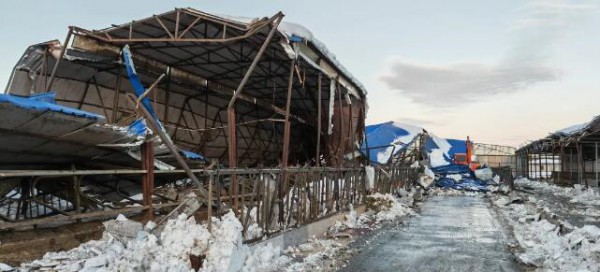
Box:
(251, 205, 365, 250)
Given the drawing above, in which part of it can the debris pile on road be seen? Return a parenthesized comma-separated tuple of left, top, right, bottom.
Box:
(423, 164, 501, 192)
(492, 178, 600, 271)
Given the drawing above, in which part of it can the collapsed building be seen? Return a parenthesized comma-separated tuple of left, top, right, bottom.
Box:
(516, 116, 600, 187)
(358, 121, 516, 192)
(0, 8, 369, 232)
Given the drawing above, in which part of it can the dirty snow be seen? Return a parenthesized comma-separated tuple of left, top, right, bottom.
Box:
(17, 191, 415, 272)
(18, 211, 289, 272)
(492, 178, 600, 271)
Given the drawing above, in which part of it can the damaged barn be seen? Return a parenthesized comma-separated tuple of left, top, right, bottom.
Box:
(516, 116, 600, 187)
(0, 8, 370, 234)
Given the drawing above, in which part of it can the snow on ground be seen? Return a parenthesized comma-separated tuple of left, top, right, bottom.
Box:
(430, 188, 486, 197)
(269, 193, 416, 271)
(11, 192, 414, 272)
(515, 177, 600, 206)
(492, 178, 600, 271)
(16, 211, 285, 272)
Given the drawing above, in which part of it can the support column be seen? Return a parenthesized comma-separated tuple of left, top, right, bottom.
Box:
(142, 141, 155, 221)
(279, 57, 296, 224)
(226, 16, 282, 210)
(227, 108, 238, 209)
(315, 74, 322, 166)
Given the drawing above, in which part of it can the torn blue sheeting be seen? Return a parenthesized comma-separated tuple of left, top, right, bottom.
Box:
(436, 177, 489, 192)
(424, 136, 467, 166)
(436, 177, 455, 189)
(128, 118, 149, 138)
(359, 121, 423, 165)
(0, 92, 104, 120)
(431, 164, 472, 175)
(180, 150, 205, 161)
(121, 45, 160, 123)
(452, 178, 489, 192)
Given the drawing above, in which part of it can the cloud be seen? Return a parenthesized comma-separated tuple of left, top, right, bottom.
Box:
(380, 0, 596, 107)
(395, 116, 443, 127)
(380, 59, 558, 106)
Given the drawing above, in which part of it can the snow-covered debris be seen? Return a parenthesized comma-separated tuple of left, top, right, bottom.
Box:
(515, 178, 600, 206)
(365, 166, 375, 191)
(102, 215, 143, 243)
(417, 166, 435, 188)
(0, 263, 13, 272)
(364, 193, 414, 224)
(20, 210, 289, 272)
(474, 168, 493, 181)
(492, 191, 600, 271)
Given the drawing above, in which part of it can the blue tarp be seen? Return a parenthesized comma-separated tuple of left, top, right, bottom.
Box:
(431, 164, 472, 175)
(122, 45, 160, 124)
(0, 92, 104, 120)
(424, 137, 467, 166)
(180, 150, 205, 161)
(359, 121, 423, 165)
(435, 176, 489, 192)
(121, 46, 208, 163)
(127, 118, 149, 138)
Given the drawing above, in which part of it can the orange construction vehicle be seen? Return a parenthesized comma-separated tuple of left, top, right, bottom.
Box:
(453, 136, 480, 171)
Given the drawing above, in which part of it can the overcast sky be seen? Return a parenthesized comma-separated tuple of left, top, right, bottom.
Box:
(1, 0, 598, 147)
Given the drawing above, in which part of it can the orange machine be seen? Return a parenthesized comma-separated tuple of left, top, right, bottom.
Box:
(453, 136, 480, 171)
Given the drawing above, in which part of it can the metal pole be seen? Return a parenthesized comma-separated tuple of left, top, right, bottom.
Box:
(280, 57, 296, 223)
(142, 141, 154, 221)
(226, 14, 283, 210)
(137, 102, 210, 202)
(281, 58, 297, 169)
(315, 73, 322, 166)
(227, 14, 283, 109)
(46, 27, 73, 92)
(596, 142, 598, 186)
(111, 65, 122, 123)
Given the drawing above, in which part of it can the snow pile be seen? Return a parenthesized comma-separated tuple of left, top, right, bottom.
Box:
(516, 178, 600, 206)
(243, 207, 264, 240)
(243, 243, 290, 272)
(282, 239, 342, 271)
(474, 168, 493, 181)
(20, 211, 289, 272)
(570, 185, 600, 206)
(515, 178, 571, 196)
(0, 263, 13, 272)
(493, 195, 600, 270)
(365, 193, 414, 224)
(431, 188, 484, 197)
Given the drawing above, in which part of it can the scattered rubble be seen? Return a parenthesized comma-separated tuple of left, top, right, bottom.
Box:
(491, 178, 600, 271)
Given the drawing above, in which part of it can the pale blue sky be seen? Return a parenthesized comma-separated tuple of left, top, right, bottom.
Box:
(1, 0, 598, 146)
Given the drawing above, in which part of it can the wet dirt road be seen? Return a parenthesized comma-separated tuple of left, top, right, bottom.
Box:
(340, 195, 521, 272)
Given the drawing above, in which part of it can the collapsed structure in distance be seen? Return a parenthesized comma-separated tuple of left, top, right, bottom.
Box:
(516, 116, 600, 187)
